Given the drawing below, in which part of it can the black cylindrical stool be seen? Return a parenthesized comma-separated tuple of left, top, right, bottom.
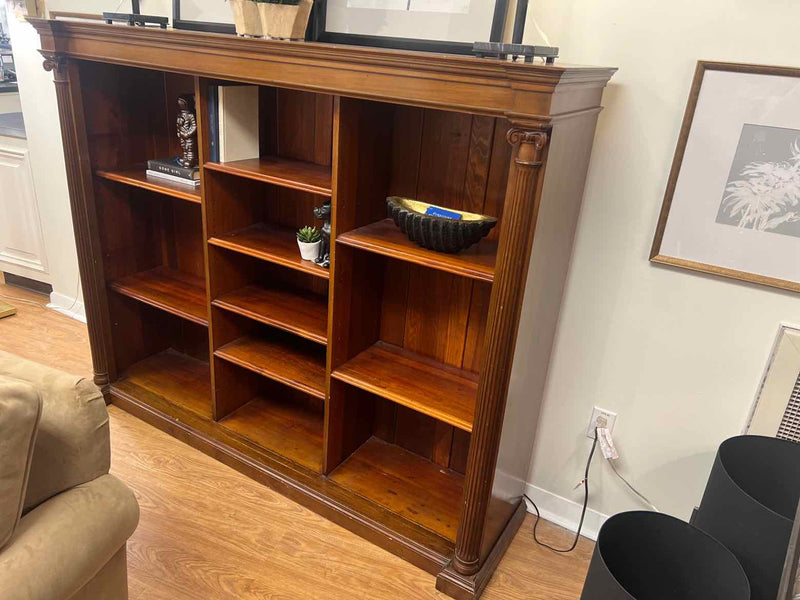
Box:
(581, 511, 749, 600)
(694, 435, 800, 600)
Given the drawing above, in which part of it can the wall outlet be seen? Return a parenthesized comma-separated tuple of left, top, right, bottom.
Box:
(587, 407, 617, 438)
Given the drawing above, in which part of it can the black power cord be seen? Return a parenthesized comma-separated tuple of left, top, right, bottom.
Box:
(523, 429, 599, 553)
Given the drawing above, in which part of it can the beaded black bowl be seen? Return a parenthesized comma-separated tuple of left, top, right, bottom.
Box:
(386, 197, 497, 254)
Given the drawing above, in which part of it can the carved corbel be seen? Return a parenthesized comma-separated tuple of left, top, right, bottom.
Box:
(506, 128, 548, 167)
(40, 51, 68, 81)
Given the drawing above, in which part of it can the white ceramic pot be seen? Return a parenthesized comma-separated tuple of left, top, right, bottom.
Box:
(259, 0, 314, 40)
(297, 239, 321, 261)
(230, 0, 264, 37)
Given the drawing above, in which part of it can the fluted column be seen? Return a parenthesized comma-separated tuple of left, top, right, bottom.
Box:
(452, 128, 548, 575)
(41, 51, 112, 394)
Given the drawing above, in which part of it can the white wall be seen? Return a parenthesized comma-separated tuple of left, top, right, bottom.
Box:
(517, 0, 800, 535)
(7, 11, 84, 320)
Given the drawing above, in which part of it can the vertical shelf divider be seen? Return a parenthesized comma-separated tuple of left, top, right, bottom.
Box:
(323, 97, 395, 474)
(195, 76, 222, 420)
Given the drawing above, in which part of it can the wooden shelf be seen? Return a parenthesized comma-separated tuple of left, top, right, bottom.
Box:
(332, 342, 477, 432)
(205, 156, 332, 197)
(96, 168, 201, 203)
(209, 223, 330, 280)
(330, 437, 464, 541)
(109, 266, 208, 326)
(118, 350, 211, 418)
(220, 396, 324, 472)
(336, 219, 497, 283)
(212, 285, 328, 345)
(215, 334, 326, 400)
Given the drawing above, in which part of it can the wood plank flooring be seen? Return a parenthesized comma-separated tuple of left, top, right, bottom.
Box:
(0, 276, 594, 599)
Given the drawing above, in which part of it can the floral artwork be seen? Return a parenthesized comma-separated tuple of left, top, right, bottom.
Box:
(652, 62, 800, 294)
(716, 124, 800, 238)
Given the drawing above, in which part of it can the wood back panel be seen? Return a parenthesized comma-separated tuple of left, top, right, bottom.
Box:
(108, 295, 209, 373)
(375, 107, 500, 471)
(332, 100, 505, 374)
(95, 183, 204, 282)
(79, 62, 193, 171)
(327, 99, 504, 474)
(80, 62, 208, 383)
(383, 107, 506, 374)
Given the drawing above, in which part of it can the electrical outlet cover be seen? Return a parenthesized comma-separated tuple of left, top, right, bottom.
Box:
(587, 407, 617, 438)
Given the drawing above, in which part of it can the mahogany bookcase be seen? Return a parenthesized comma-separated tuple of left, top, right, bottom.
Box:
(32, 18, 614, 599)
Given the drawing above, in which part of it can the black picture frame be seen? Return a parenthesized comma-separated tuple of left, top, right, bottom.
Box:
(308, 0, 509, 54)
(170, 0, 509, 54)
(172, 0, 236, 34)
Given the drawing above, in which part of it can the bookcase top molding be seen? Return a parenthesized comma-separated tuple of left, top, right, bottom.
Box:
(30, 18, 615, 121)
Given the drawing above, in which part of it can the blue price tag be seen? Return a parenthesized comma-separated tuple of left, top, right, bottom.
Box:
(425, 206, 462, 220)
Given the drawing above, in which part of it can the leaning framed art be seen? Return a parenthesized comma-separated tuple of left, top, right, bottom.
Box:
(651, 61, 800, 293)
(310, 0, 509, 54)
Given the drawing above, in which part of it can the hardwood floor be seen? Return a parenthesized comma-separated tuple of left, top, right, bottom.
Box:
(0, 277, 594, 599)
(0, 277, 91, 375)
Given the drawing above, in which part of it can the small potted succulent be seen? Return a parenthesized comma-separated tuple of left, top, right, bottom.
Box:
(229, 0, 264, 36)
(255, 0, 314, 40)
(296, 226, 322, 261)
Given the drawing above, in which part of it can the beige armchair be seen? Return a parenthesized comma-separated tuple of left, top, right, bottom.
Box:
(0, 351, 139, 600)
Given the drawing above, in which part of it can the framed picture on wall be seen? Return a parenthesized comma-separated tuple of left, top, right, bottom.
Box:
(172, 0, 236, 34)
(651, 61, 800, 293)
(310, 0, 509, 54)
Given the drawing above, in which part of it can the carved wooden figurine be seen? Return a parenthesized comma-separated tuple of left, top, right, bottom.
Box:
(313, 200, 331, 268)
(176, 94, 198, 168)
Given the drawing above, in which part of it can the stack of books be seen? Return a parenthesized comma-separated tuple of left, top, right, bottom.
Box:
(146, 158, 200, 187)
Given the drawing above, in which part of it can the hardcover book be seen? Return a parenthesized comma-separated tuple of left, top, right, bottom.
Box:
(147, 157, 199, 181)
(145, 169, 201, 187)
(216, 85, 259, 163)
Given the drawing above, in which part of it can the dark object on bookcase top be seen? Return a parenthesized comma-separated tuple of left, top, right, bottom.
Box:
(387, 197, 497, 254)
(694, 435, 800, 600)
(102, 12, 168, 28)
(176, 94, 198, 168)
(580, 511, 749, 600)
(313, 200, 331, 268)
(510, 0, 528, 44)
(472, 42, 559, 65)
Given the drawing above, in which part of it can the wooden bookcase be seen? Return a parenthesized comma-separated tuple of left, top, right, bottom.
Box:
(34, 19, 614, 600)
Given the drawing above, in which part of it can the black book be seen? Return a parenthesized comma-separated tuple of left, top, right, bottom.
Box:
(146, 158, 199, 181)
(208, 84, 219, 163)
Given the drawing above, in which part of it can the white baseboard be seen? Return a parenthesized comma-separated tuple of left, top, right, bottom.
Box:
(523, 482, 609, 542)
(47, 291, 86, 323)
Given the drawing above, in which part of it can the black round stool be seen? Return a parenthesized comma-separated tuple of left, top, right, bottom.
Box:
(695, 435, 800, 600)
(580, 511, 750, 600)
